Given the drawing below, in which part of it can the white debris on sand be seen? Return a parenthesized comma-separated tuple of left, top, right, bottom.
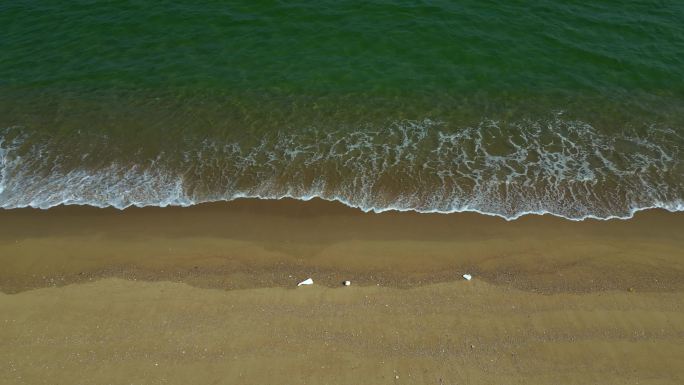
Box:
(462, 274, 472, 281)
(297, 278, 314, 286)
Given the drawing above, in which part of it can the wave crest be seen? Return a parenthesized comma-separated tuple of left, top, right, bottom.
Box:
(1, 116, 682, 220)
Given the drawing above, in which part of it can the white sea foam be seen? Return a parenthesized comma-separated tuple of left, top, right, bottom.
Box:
(0, 117, 682, 221)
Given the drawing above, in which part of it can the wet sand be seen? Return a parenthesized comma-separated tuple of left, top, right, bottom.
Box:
(1, 199, 683, 384)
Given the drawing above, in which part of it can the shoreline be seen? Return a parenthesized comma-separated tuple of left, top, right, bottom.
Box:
(2, 197, 683, 384)
(4, 195, 683, 222)
(1, 197, 683, 294)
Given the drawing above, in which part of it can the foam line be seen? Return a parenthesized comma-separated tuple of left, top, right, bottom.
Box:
(1, 117, 682, 221)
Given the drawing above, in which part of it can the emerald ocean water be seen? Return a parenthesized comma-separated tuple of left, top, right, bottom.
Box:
(1, 1, 683, 219)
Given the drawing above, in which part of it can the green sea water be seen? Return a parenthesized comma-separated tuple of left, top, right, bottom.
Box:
(1, 1, 683, 219)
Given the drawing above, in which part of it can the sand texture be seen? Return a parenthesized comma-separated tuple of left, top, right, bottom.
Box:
(0, 199, 683, 384)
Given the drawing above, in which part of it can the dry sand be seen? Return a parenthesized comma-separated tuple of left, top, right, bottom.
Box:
(0, 198, 683, 384)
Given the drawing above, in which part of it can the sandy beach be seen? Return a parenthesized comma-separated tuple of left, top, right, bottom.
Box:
(4, 1, 684, 383)
(1, 199, 684, 384)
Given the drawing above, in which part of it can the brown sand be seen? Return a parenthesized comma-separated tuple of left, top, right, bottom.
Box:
(0, 198, 683, 384)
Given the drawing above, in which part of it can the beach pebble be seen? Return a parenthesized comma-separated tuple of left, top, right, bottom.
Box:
(297, 278, 314, 286)
(462, 274, 472, 281)
(343, 280, 351, 286)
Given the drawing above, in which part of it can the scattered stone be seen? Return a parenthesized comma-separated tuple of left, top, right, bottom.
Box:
(297, 278, 314, 286)
(463, 274, 472, 281)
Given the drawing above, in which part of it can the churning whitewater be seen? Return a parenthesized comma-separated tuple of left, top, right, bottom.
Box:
(0, 116, 682, 220)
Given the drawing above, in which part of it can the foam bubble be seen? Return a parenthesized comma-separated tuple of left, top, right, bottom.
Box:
(0, 117, 682, 221)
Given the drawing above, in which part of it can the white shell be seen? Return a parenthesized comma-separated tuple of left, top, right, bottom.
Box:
(462, 274, 472, 281)
(297, 278, 314, 286)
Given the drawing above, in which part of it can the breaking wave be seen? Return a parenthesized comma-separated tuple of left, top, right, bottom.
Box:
(1, 115, 682, 220)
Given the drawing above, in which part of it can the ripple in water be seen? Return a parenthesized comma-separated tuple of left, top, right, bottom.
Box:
(1, 115, 682, 220)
